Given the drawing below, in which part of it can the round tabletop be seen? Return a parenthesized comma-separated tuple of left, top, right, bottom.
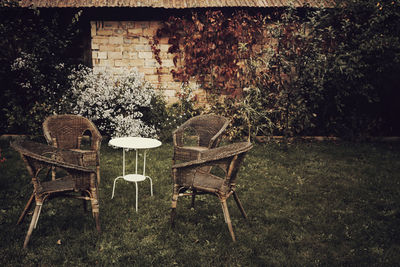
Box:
(109, 137, 162, 150)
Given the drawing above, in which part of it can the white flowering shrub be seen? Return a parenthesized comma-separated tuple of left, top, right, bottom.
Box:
(61, 66, 159, 138)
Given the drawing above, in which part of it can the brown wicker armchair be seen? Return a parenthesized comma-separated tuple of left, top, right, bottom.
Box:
(172, 114, 230, 164)
(171, 141, 253, 241)
(11, 139, 101, 248)
(43, 114, 102, 184)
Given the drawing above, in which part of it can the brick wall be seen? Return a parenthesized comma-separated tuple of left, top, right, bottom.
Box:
(90, 20, 188, 103)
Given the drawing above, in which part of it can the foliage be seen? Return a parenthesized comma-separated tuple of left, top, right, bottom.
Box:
(197, 7, 325, 140)
(152, 8, 327, 139)
(0, 1, 82, 134)
(60, 66, 161, 138)
(153, 10, 265, 96)
(309, 0, 400, 138)
(158, 84, 202, 141)
(247, 6, 326, 139)
(1, 139, 400, 265)
(210, 87, 273, 141)
(153, 2, 400, 139)
(145, 91, 169, 140)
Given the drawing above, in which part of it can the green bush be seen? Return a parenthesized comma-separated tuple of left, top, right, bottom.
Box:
(0, 1, 81, 134)
(310, 0, 400, 138)
(157, 84, 202, 142)
(154, 2, 400, 140)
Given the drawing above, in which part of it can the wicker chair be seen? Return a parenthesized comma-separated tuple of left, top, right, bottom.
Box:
(172, 114, 230, 164)
(11, 139, 101, 248)
(43, 114, 102, 184)
(171, 141, 253, 241)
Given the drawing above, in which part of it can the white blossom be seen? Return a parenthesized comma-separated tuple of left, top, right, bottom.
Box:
(60, 66, 158, 138)
(10, 52, 37, 71)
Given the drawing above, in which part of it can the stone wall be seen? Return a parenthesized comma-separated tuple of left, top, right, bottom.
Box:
(90, 20, 185, 103)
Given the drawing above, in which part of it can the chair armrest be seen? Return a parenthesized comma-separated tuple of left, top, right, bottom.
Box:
(172, 142, 252, 169)
(11, 140, 95, 173)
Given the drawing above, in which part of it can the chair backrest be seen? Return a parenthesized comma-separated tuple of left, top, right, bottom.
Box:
(173, 114, 229, 148)
(43, 114, 102, 151)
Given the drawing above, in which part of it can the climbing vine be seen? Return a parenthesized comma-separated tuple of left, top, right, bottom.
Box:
(152, 10, 267, 96)
(151, 9, 322, 139)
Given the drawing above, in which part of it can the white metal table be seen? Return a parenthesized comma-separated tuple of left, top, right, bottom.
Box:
(109, 137, 162, 212)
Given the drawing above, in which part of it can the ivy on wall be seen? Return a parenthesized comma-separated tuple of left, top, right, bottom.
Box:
(152, 10, 267, 97)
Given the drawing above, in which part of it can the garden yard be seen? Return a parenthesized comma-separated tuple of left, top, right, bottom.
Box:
(1, 137, 400, 266)
(1, 0, 400, 265)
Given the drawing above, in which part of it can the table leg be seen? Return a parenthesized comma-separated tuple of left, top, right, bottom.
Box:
(135, 181, 138, 212)
(111, 176, 124, 199)
(135, 149, 138, 175)
(122, 148, 126, 177)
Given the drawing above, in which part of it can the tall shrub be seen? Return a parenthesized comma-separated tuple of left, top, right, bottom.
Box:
(152, 9, 325, 139)
(153, 3, 400, 139)
(310, 0, 400, 138)
(0, 1, 81, 134)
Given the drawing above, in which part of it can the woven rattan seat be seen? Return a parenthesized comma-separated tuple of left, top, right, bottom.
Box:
(172, 114, 230, 164)
(43, 114, 102, 184)
(35, 177, 75, 194)
(171, 141, 253, 241)
(11, 139, 101, 248)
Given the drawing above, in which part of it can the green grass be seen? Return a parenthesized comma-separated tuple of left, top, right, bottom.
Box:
(1, 138, 400, 266)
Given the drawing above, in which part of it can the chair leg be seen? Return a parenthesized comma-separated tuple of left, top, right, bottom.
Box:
(89, 192, 101, 233)
(89, 173, 101, 232)
(17, 193, 34, 225)
(221, 199, 236, 241)
(96, 165, 101, 185)
(170, 206, 177, 227)
(93, 212, 101, 233)
(191, 189, 197, 209)
(33, 204, 43, 229)
(89, 195, 101, 232)
(171, 184, 179, 227)
(233, 191, 247, 219)
(23, 204, 41, 248)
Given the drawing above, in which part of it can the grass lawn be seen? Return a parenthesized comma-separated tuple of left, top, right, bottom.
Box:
(1, 137, 400, 266)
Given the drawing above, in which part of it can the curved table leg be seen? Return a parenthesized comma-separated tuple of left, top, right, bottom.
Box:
(146, 176, 153, 196)
(111, 176, 124, 199)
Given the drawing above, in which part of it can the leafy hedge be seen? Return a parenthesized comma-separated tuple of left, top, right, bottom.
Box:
(0, 1, 82, 134)
(152, 1, 400, 139)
